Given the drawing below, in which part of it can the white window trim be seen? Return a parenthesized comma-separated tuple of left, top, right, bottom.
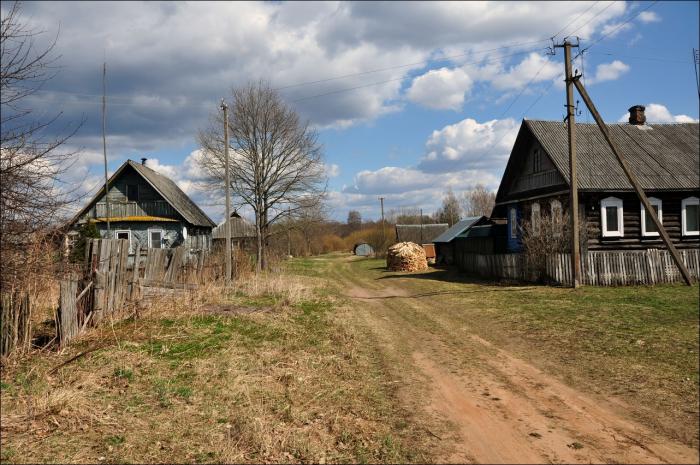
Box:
(682, 196, 700, 236)
(640, 197, 662, 237)
(601, 196, 624, 238)
(509, 207, 517, 239)
(114, 230, 132, 253)
(148, 228, 165, 248)
(531, 202, 541, 236)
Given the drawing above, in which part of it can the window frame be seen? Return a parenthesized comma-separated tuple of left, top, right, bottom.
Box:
(601, 196, 624, 238)
(114, 229, 132, 252)
(126, 184, 139, 202)
(531, 202, 541, 236)
(640, 197, 662, 237)
(148, 228, 165, 249)
(681, 196, 700, 237)
(509, 207, 518, 239)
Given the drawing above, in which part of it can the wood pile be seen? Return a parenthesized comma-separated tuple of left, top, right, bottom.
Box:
(386, 242, 428, 272)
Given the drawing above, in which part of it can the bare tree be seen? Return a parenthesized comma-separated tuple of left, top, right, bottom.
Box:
(1, 2, 81, 291)
(463, 184, 496, 217)
(435, 189, 461, 226)
(198, 81, 327, 271)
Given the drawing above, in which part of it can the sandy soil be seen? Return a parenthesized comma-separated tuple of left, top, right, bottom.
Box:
(338, 261, 699, 464)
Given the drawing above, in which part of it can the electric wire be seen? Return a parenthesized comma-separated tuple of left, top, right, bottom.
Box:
(551, 1, 601, 40)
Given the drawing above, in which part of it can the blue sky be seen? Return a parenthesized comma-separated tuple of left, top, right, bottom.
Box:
(7, 1, 699, 223)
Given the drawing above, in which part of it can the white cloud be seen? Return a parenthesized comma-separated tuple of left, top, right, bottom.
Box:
(487, 53, 561, 91)
(325, 163, 340, 178)
(589, 60, 630, 84)
(419, 117, 519, 173)
(617, 103, 699, 123)
(600, 21, 633, 38)
(407, 67, 473, 110)
(638, 11, 661, 23)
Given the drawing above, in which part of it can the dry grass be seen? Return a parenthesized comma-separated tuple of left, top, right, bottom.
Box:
(0, 266, 424, 464)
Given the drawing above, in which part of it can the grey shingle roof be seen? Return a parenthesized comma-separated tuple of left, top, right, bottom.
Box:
(433, 216, 485, 243)
(525, 120, 699, 190)
(212, 213, 256, 239)
(130, 161, 216, 227)
(395, 224, 449, 243)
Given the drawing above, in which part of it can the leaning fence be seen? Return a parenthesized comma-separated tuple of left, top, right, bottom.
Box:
(457, 248, 700, 286)
(0, 292, 32, 357)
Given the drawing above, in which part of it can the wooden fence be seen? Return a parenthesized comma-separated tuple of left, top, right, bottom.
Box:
(57, 239, 209, 346)
(457, 248, 699, 286)
(0, 292, 32, 357)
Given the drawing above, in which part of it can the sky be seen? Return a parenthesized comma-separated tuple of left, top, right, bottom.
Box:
(6, 1, 699, 223)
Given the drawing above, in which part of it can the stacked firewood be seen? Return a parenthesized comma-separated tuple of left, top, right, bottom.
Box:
(386, 242, 428, 272)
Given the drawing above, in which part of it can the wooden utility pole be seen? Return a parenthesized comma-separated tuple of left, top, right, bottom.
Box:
(420, 208, 424, 244)
(572, 79, 693, 286)
(101, 62, 111, 236)
(221, 100, 232, 286)
(287, 206, 292, 257)
(556, 39, 581, 288)
(379, 197, 386, 244)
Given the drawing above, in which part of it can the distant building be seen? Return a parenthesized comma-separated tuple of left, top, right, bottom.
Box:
(353, 243, 374, 257)
(433, 216, 488, 265)
(67, 159, 215, 253)
(212, 211, 257, 252)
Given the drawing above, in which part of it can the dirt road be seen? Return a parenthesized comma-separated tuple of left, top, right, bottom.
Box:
(332, 257, 699, 464)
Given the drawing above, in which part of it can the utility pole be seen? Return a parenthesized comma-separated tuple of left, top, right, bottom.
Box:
(556, 39, 581, 288)
(571, 79, 693, 286)
(101, 62, 110, 236)
(221, 100, 232, 286)
(420, 208, 423, 244)
(287, 206, 292, 257)
(379, 197, 385, 245)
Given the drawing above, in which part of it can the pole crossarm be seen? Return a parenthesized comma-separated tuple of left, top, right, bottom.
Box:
(572, 79, 694, 285)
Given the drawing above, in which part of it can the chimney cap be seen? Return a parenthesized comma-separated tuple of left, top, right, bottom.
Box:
(141, 157, 147, 165)
(628, 105, 646, 125)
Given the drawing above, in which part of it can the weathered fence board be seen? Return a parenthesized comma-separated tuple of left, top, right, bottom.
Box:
(459, 248, 699, 286)
(58, 279, 79, 345)
(0, 292, 31, 357)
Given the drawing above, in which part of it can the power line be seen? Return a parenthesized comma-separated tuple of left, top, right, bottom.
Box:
(292, 47, 546, 103)
(587, 50, 691, 64)
(551, 1, 600, 40)
(575, 1, 660, 58)
(277, 38, 551, 91)
(564, 1, 618, 39)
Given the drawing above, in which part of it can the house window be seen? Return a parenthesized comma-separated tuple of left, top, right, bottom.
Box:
(126, 184, 139, 202)
(682, 196, 700, 236)
(148, 229, 164, 248)
(531, 202, 541, 236)
(532, 149, 542, 173)
(509, 207, 518, 239)
(115, 230, 132, 252)
(601, 197, 624, 238)
(640, 197, 662, 237)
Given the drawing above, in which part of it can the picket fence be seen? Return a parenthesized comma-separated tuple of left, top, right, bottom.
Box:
(457, 248, 699, 286)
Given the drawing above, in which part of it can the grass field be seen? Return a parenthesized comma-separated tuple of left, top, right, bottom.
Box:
(1, 254, 697, 463)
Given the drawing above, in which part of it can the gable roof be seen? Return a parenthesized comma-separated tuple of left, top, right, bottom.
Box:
(212, 212, 256, 239)
(524, 119, 699, 191)
(70, 160, 215, 228)
(433, 216, 486, 243)
(395, 223, 449, 243)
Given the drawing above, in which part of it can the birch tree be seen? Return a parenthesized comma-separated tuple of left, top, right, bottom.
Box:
(198, 81, 327, 271)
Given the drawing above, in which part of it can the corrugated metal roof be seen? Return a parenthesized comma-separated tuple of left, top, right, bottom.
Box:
(212, 213, 256, 239)
(395, 224, 449, 243)
(433, 216, 484, 243)
(525, 120, 699, 190)
(130, 161, 216, 227)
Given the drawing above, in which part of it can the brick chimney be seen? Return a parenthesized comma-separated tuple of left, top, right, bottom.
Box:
(628, 105, 646, 125)
(141, 157, 147, 165)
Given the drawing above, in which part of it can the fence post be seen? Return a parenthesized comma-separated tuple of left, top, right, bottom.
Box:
(58, 278, 79, 346)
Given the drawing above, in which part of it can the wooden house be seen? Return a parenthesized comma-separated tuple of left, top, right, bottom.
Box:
(491, 106, 699, 253)
(68, 159, 216, 253)
(211, 211, 257, 252)
(395, 223, 449, 244)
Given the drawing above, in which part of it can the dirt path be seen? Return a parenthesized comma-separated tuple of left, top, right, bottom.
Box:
(333, 258, 699, 464)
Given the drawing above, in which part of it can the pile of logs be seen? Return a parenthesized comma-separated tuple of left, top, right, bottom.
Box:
(386, 242, 428, 272)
